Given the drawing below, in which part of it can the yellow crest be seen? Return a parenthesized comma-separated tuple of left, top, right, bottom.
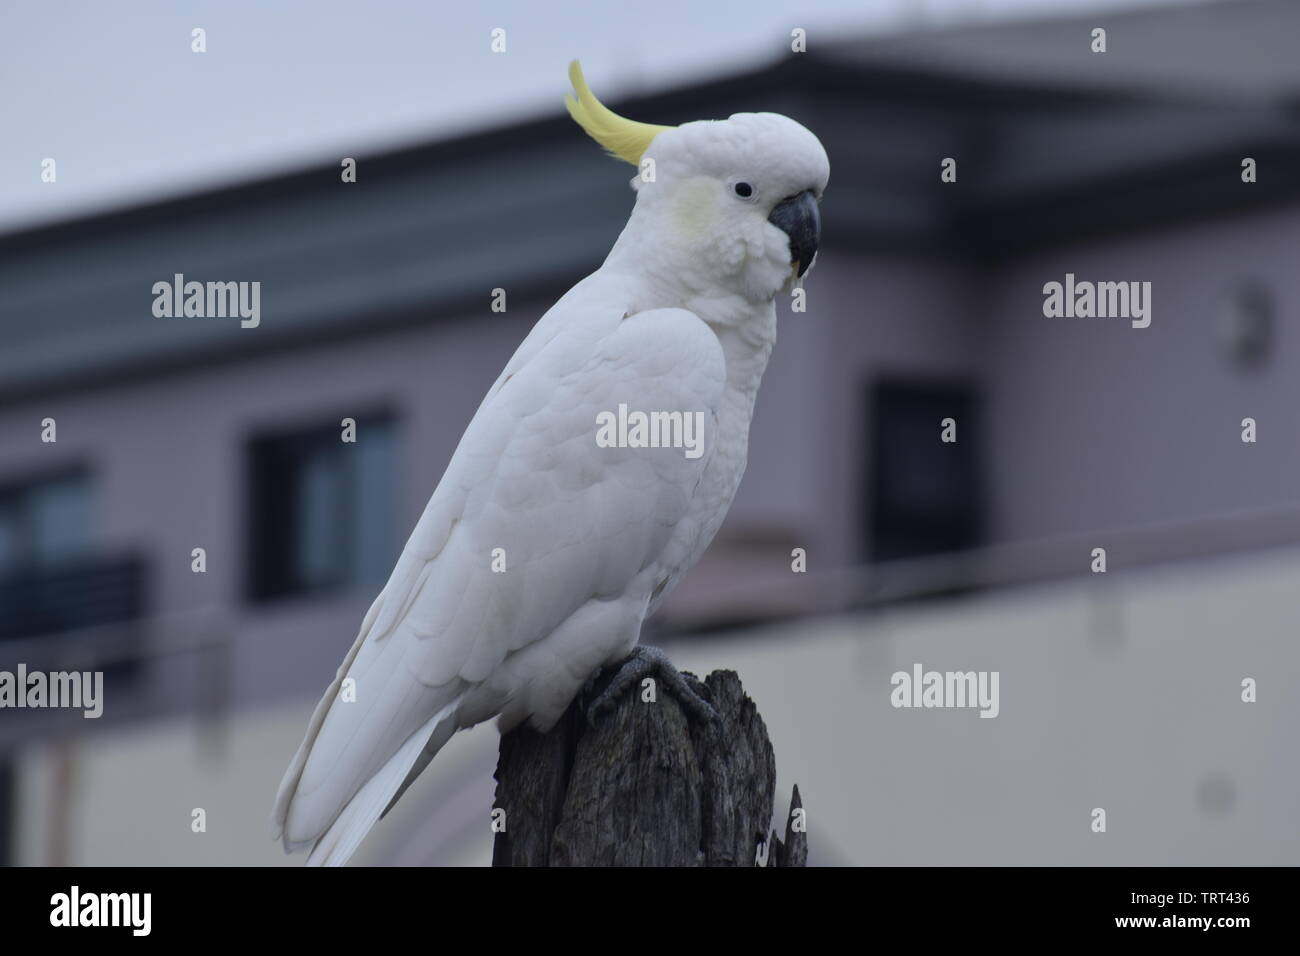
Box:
(564, 60, 673, 166)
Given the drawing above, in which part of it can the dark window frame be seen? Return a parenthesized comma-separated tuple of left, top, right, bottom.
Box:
(244, 410, 401, 604)
(0, 465, 95, 574)
(864, 375, 986, 564)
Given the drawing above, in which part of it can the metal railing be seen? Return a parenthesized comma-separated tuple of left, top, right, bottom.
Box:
(657, 499, 1300, 635)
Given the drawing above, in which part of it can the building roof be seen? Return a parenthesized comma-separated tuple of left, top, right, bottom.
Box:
(832, 0, 1300, 103)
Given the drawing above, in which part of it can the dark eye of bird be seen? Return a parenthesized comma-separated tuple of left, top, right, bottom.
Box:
(734, 182, 753, 198)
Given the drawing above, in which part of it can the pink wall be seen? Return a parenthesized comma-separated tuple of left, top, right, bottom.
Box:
(4, 202, 1300, 711)
(984, 201, 1300, 543)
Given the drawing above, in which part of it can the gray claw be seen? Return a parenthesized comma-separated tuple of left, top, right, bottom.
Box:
(584, 645, 720, 728)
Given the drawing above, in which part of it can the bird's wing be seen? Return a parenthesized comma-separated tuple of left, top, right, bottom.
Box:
(274, 301, 727, 862)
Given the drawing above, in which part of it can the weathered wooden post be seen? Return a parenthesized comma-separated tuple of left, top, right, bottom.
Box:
(491, 666, 806, 866)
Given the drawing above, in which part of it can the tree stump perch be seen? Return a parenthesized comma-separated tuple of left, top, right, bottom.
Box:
(491, 666, 805, 866)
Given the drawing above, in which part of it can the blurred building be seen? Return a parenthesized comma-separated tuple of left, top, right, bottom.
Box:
(2, 0, 1299, 865)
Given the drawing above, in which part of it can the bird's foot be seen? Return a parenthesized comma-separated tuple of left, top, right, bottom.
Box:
(584, 645, 720, 729)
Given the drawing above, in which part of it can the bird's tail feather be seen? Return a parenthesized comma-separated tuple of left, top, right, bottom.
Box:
(273, 598, 383, 850)
(304, 700, 459, 867)
(381, 707, 460, 821)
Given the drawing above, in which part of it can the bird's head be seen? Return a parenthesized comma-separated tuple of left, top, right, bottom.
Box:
(566, 61, 829, 303)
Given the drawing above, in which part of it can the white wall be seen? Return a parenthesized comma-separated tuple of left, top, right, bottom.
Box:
(672, 545, 1300, 864)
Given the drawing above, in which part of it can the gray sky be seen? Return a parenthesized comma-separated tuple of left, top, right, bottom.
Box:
(1, 0, 1191, 231)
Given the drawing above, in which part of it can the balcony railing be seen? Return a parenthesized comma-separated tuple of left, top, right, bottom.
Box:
(0, 554, 148, 675)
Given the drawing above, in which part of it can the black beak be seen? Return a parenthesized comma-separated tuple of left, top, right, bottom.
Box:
(768, 189, 820, 278)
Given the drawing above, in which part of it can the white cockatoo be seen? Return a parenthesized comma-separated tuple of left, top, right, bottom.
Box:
(273, 61, 828, 865)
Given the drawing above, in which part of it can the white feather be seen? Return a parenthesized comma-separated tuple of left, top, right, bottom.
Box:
(305, 700, 459, 867)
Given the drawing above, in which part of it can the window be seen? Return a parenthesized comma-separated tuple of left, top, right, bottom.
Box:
(0, 470, 92, 574)
(247, 414, 399, 602)
(0, 469, 144, 657)
(866, 380, 984, 562)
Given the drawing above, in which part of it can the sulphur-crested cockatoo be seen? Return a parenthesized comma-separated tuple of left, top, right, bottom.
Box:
(274, 61, 828, 865)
